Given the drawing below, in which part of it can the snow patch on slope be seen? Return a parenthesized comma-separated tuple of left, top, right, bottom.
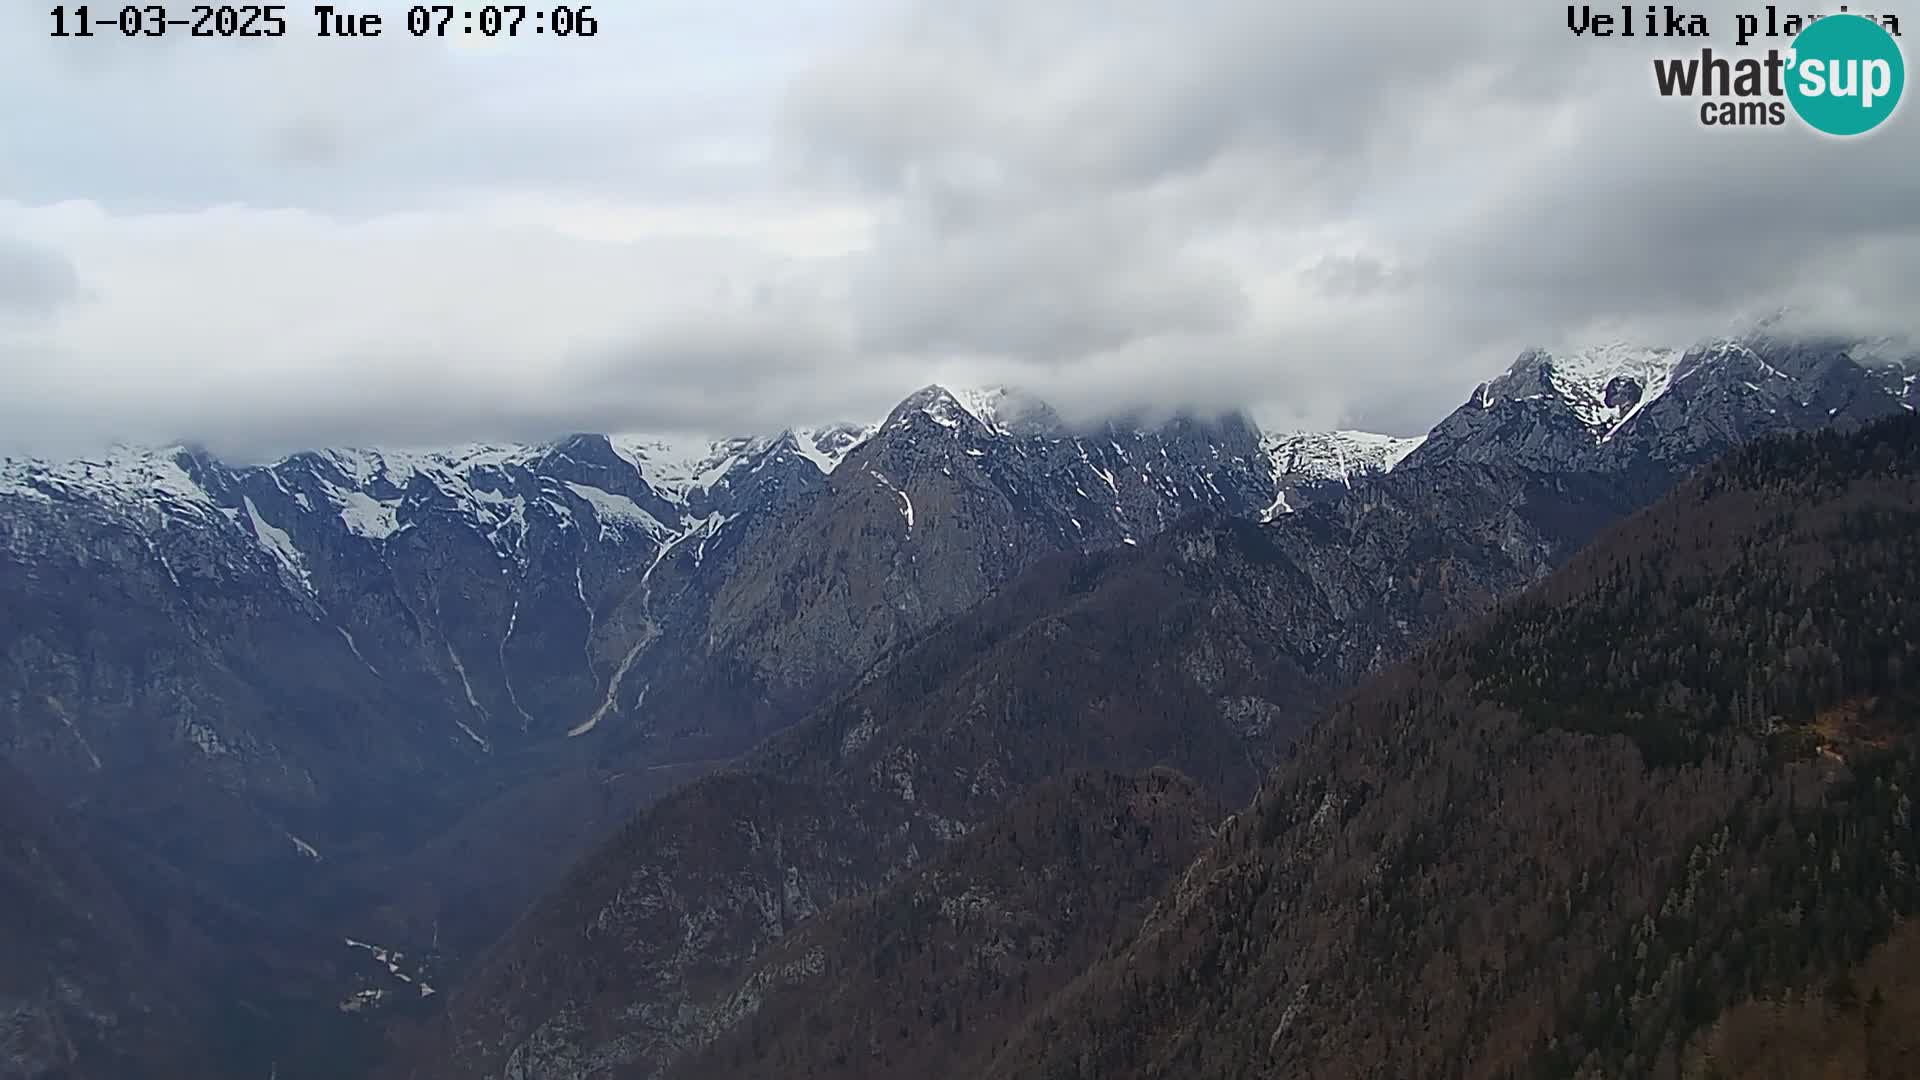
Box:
(608, 435, 765, 504)
(569, 513, 728, 738)
(243, 496, 315, 593)
(869, 470, 914, 531)
(887, 384, 1019, 436)
(790, 424, 877, 475)
(949, 387, 1012, 434)
(566, 482, 669, 541)
(301, 446, 550, 545)
(1546, 343, 1683, 430)
(459, 486, 530, 568)
(333, 489, 403, 540)
(1485, 343, 1684, 435)
(312, 445, 533, 490)
(0, 447, 221, 525)
(315, 449, 419, 490)
(0, 463, 50, 501)
(1262, 431, 1426, 508)
(443, 641, 493, 752)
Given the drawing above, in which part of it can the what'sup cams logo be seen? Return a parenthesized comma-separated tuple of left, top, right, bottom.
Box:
(1569, 5, 1907, 134)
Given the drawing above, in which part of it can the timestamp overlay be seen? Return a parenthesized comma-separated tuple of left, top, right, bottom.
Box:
(47, 4, 600, 40)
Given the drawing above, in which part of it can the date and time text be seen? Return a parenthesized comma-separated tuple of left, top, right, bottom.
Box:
(48, 4, 600, 38)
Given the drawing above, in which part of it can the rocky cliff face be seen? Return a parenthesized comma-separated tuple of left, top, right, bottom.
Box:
(682, 388, 1276, 750)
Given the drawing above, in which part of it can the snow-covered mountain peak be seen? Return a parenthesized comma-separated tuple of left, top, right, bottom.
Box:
(308, 448, 423, 492)
(300, 445, 537, 495)
(885, 385, 1003, 435)
(606, 434, 769, 503)
(888, 383, 1076, 441)
(1259, 430, 1426, 518)
(948, 386, 1012, 434)
(1262, 431, 1426, 474)
(786, 424, 877, 475)
(0, 445, 220, 523)
(882, 383, 1067, 438)
(1482, 342, 1684, 434)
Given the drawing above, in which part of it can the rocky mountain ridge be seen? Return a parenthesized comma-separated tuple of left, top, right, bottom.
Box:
(0, 381, 1384, 780)
(1406, 337, 1917, 474)
(1258, 430, 1427, 516)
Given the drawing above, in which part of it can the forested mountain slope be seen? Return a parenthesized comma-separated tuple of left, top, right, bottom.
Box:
(668, 769, 1222, 1080)
(982, 414, 1920, 1080)
(1678, 919, 1920, 1079)
(0, 763, 199, 1079)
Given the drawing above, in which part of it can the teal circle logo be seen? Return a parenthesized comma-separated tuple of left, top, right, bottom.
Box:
(1786, 13, 1905, 136)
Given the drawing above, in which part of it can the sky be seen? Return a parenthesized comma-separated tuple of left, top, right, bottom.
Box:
(1, 0, 1916, 458)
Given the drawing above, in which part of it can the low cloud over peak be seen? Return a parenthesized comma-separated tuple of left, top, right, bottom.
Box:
(1, 1, 1914, 456)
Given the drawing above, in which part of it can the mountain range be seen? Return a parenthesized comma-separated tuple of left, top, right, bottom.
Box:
(1, 332, 1915, 1078)
(389, 336, 1914, 1080)
(651, 414, 1920, 1080)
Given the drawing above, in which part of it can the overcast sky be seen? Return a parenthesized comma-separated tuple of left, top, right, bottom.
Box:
(1, 1, 1915, 457)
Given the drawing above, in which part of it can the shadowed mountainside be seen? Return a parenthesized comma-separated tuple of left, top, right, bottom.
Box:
(410, 452, 1668, 1079)
(978, 414, 1920, 1080)
(667, 769, 1223, 1080)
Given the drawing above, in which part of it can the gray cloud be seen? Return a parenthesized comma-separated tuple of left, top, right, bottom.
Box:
(782, 0, 1920, 432)
(1305, 255, 1401, 299)
(852, 204, 1249, 360)
(783, 0, 1577, 204)
(0, 0, 1915, 455)
(0, 237, 81, 318)
(1427, 88, 1920, 331)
